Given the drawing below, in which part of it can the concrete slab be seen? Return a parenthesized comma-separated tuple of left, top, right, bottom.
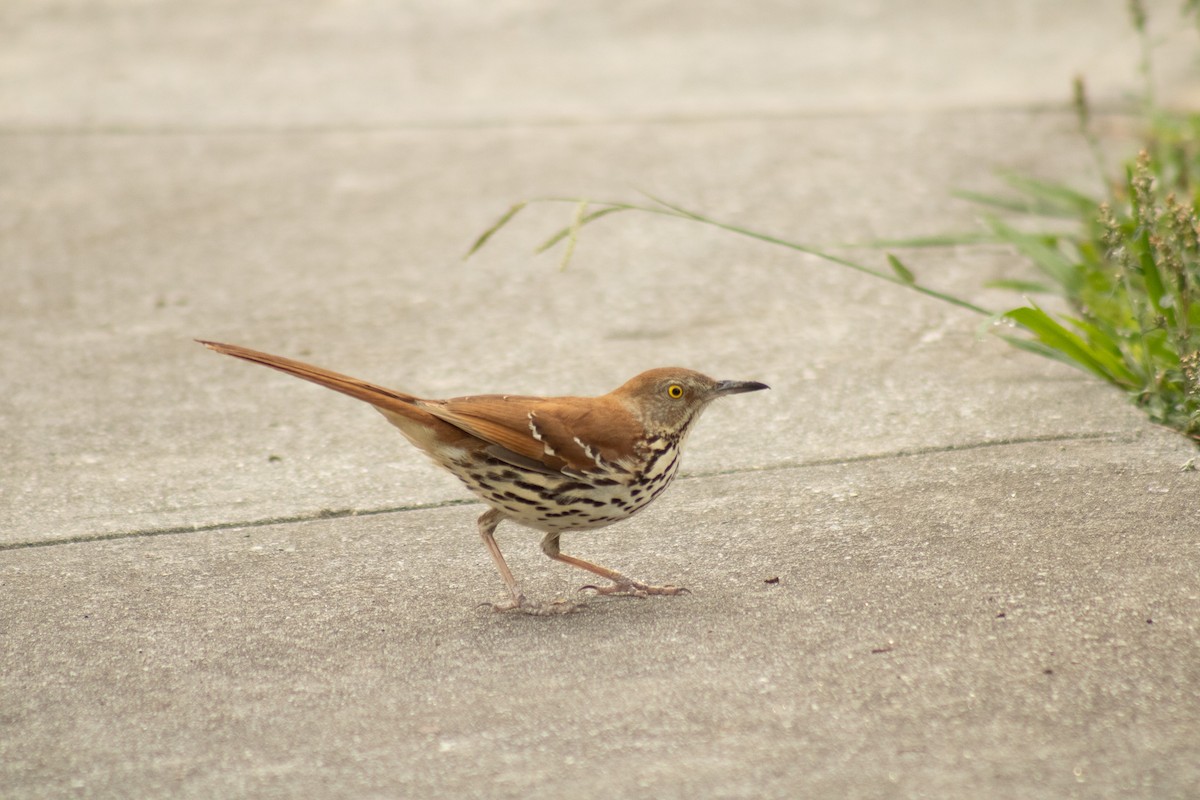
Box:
(1, 0, 1196, 129)
(3, 437, 1197, 798)
(2, 0, 1198, 797)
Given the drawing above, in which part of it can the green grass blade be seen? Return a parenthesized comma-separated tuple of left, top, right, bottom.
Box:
(1133, 230, 1177, 328)
(1003, 306, 1138, 388)
(887, 253, 916, 284)
(995, 333, 1080, 363)
(639, 192, 995, 317)
(535, 206, 629, 254)
(1059, 315, 1143, 385)
(558, 200, 588, 271)
(984, 279, 1057, 293)
(999, 172, 1100, 216)
(985, 217, 1079, 292)
(464, 202, 527, 259)
(953, 189, 1078, 218)
(842, 232, 1002, 248)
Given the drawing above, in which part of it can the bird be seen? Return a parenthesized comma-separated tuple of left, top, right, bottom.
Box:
(197, 340, 769, 614)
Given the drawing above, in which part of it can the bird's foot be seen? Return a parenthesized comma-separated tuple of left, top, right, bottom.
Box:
(579, 580, 690, 598)
(481, 595, 582, 615)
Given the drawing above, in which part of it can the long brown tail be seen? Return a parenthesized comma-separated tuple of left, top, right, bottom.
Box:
(197, 340, 423, 417)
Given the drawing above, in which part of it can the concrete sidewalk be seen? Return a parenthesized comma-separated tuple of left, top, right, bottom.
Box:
(3, 2, 1198, 798)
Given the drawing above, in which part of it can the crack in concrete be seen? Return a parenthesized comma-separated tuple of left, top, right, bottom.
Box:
(0, 431, 1125, 552)
(0, 103, 1093, 138)
(686, 430, 1124, 478)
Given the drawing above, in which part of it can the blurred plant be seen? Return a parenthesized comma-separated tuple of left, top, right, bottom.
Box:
(984, 148, 1200, 442)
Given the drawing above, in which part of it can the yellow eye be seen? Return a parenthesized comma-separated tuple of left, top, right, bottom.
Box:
(667, 384, 684, 399)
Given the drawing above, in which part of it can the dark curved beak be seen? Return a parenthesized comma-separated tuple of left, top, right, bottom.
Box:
(713, 379, 770, 396)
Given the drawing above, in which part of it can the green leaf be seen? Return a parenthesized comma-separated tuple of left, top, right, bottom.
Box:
(985, 217, 1080, 293)
(1133, 228, 1177, 328)
(843, 232, 1001, 248)
(954, 174, 1096, 218)
(984, 279, 1057, 294)
(994, 333, 1077, 363)
(953, 190, 1048, 215)
(953, 190, 1076, 219)
(887, 253, 916, 284)
(464, 202, 527, 259)
(1059, 315, 1143, 385)
(999, 172, 1099, 216)
(1002, 305, 1139, 388)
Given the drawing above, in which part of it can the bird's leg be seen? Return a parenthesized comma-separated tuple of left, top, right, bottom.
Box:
(478, 510, 577, 615)
(540, 532, 689, 598)
(478, 509, 524, 608)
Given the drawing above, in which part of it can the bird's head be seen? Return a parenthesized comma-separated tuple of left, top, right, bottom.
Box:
(612, 367, 769, 436)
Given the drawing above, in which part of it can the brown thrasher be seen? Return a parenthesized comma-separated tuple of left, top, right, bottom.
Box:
(198, 340, 768, 614)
